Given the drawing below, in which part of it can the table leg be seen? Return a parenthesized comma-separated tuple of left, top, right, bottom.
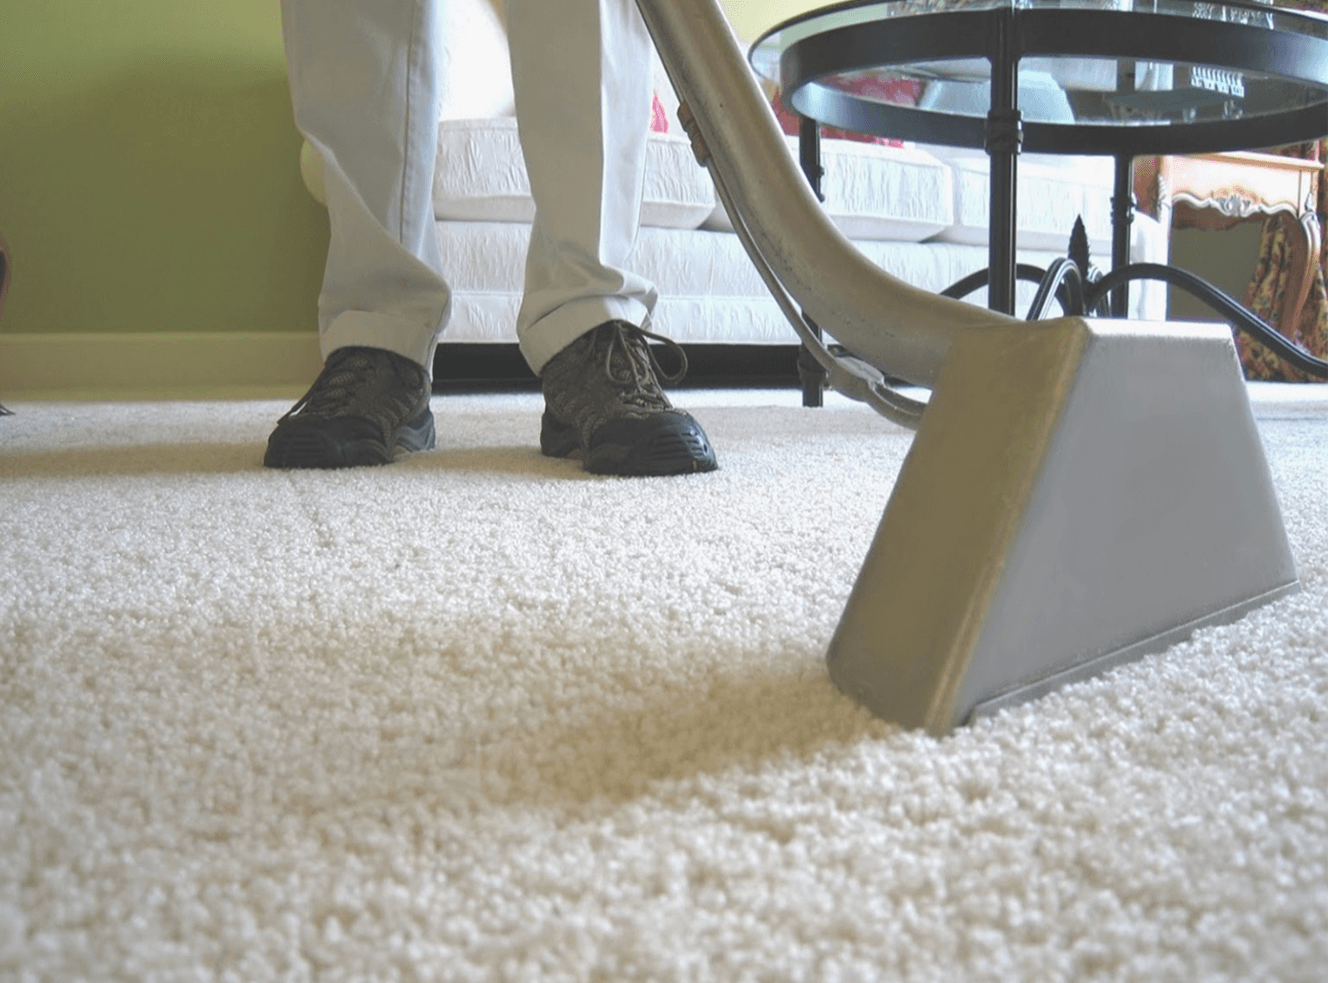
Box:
(985, 8, 1021, 316)
(798, 115, 826, 407)
(1280, 209, 1322, 336)
(1110, 154, 1135, 318)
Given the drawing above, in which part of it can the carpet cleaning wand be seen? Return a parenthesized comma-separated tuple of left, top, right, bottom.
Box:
(635, 0, 1301, 735)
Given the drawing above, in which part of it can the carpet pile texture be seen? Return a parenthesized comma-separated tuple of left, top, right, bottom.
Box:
(2, 387, 1326, 982)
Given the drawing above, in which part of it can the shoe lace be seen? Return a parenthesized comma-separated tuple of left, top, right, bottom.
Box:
(278, 348, 422, 423)
(596, 321, 688, 408)
(278, 348, 370, 422)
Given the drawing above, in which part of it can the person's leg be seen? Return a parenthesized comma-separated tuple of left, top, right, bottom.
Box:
(506, 0, 656, 371)
(506, 0, 718, 475)
(266, 0, 447, 468)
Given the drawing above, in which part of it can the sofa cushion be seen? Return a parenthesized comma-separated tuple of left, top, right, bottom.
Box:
(920, 145, 1116, 252)
(432, 117, 715, 229)
(768, 77, 921, 148)
(701, 137, 954, 243)
(432, 220, 1133, 344)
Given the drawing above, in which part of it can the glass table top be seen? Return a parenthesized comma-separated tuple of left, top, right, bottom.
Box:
(750, 0, 1328, 149)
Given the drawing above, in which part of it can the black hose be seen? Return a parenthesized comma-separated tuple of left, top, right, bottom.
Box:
(1086, 263, 1328, 380)
(1026, 258, 1086, 320)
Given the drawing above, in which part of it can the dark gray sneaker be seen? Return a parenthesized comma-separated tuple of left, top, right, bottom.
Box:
(540, 321, 718, 476)
(263, 346, 435, 469)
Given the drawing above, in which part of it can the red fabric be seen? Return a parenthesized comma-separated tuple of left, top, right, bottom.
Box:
(650, 76, 921, 145)
(769, 77, 921, 148)
(650, 92, 669, 134)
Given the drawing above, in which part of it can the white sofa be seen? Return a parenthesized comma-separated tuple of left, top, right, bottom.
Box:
(298, 0, 1168, 358)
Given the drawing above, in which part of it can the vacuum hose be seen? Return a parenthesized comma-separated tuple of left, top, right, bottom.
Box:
(633, 0, 1016, 394)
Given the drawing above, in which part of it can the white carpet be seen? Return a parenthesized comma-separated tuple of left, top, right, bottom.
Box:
(2, 386, 1326, 982)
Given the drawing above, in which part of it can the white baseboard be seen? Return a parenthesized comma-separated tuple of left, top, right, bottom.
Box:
(0, 332, 323, 400)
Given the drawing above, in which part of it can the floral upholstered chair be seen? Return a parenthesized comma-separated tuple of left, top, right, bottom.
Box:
(1241, 0, 1328, 380)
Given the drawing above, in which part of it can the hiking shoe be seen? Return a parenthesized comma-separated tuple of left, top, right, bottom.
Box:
(263, 346, 435, 469)
(540, 320, 718, 476)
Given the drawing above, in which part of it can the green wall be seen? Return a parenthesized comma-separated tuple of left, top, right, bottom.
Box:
(0, 0, 328, 336)
(0, 0, 804, 340)
(722, 0, 819, 40)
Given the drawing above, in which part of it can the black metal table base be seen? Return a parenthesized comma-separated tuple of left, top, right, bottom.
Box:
(790, 126, 1328, 397)
(770, 1, 1328, 400)
(938, 259, 1328, 380)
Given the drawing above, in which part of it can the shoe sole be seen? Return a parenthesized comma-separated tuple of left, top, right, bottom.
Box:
(540, 409, 718, 476)
(264, 408, 436, 469)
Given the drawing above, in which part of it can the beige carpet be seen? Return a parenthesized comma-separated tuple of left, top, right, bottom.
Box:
(1, 385, 1326, 982)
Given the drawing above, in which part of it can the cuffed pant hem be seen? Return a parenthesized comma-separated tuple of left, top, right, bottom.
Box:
(518, 297, 653, 375)
(320, 309, 442, 373)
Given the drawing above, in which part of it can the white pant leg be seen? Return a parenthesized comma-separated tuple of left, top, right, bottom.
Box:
(281, 0, 449, 370)
(506, 0, 658, 373)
